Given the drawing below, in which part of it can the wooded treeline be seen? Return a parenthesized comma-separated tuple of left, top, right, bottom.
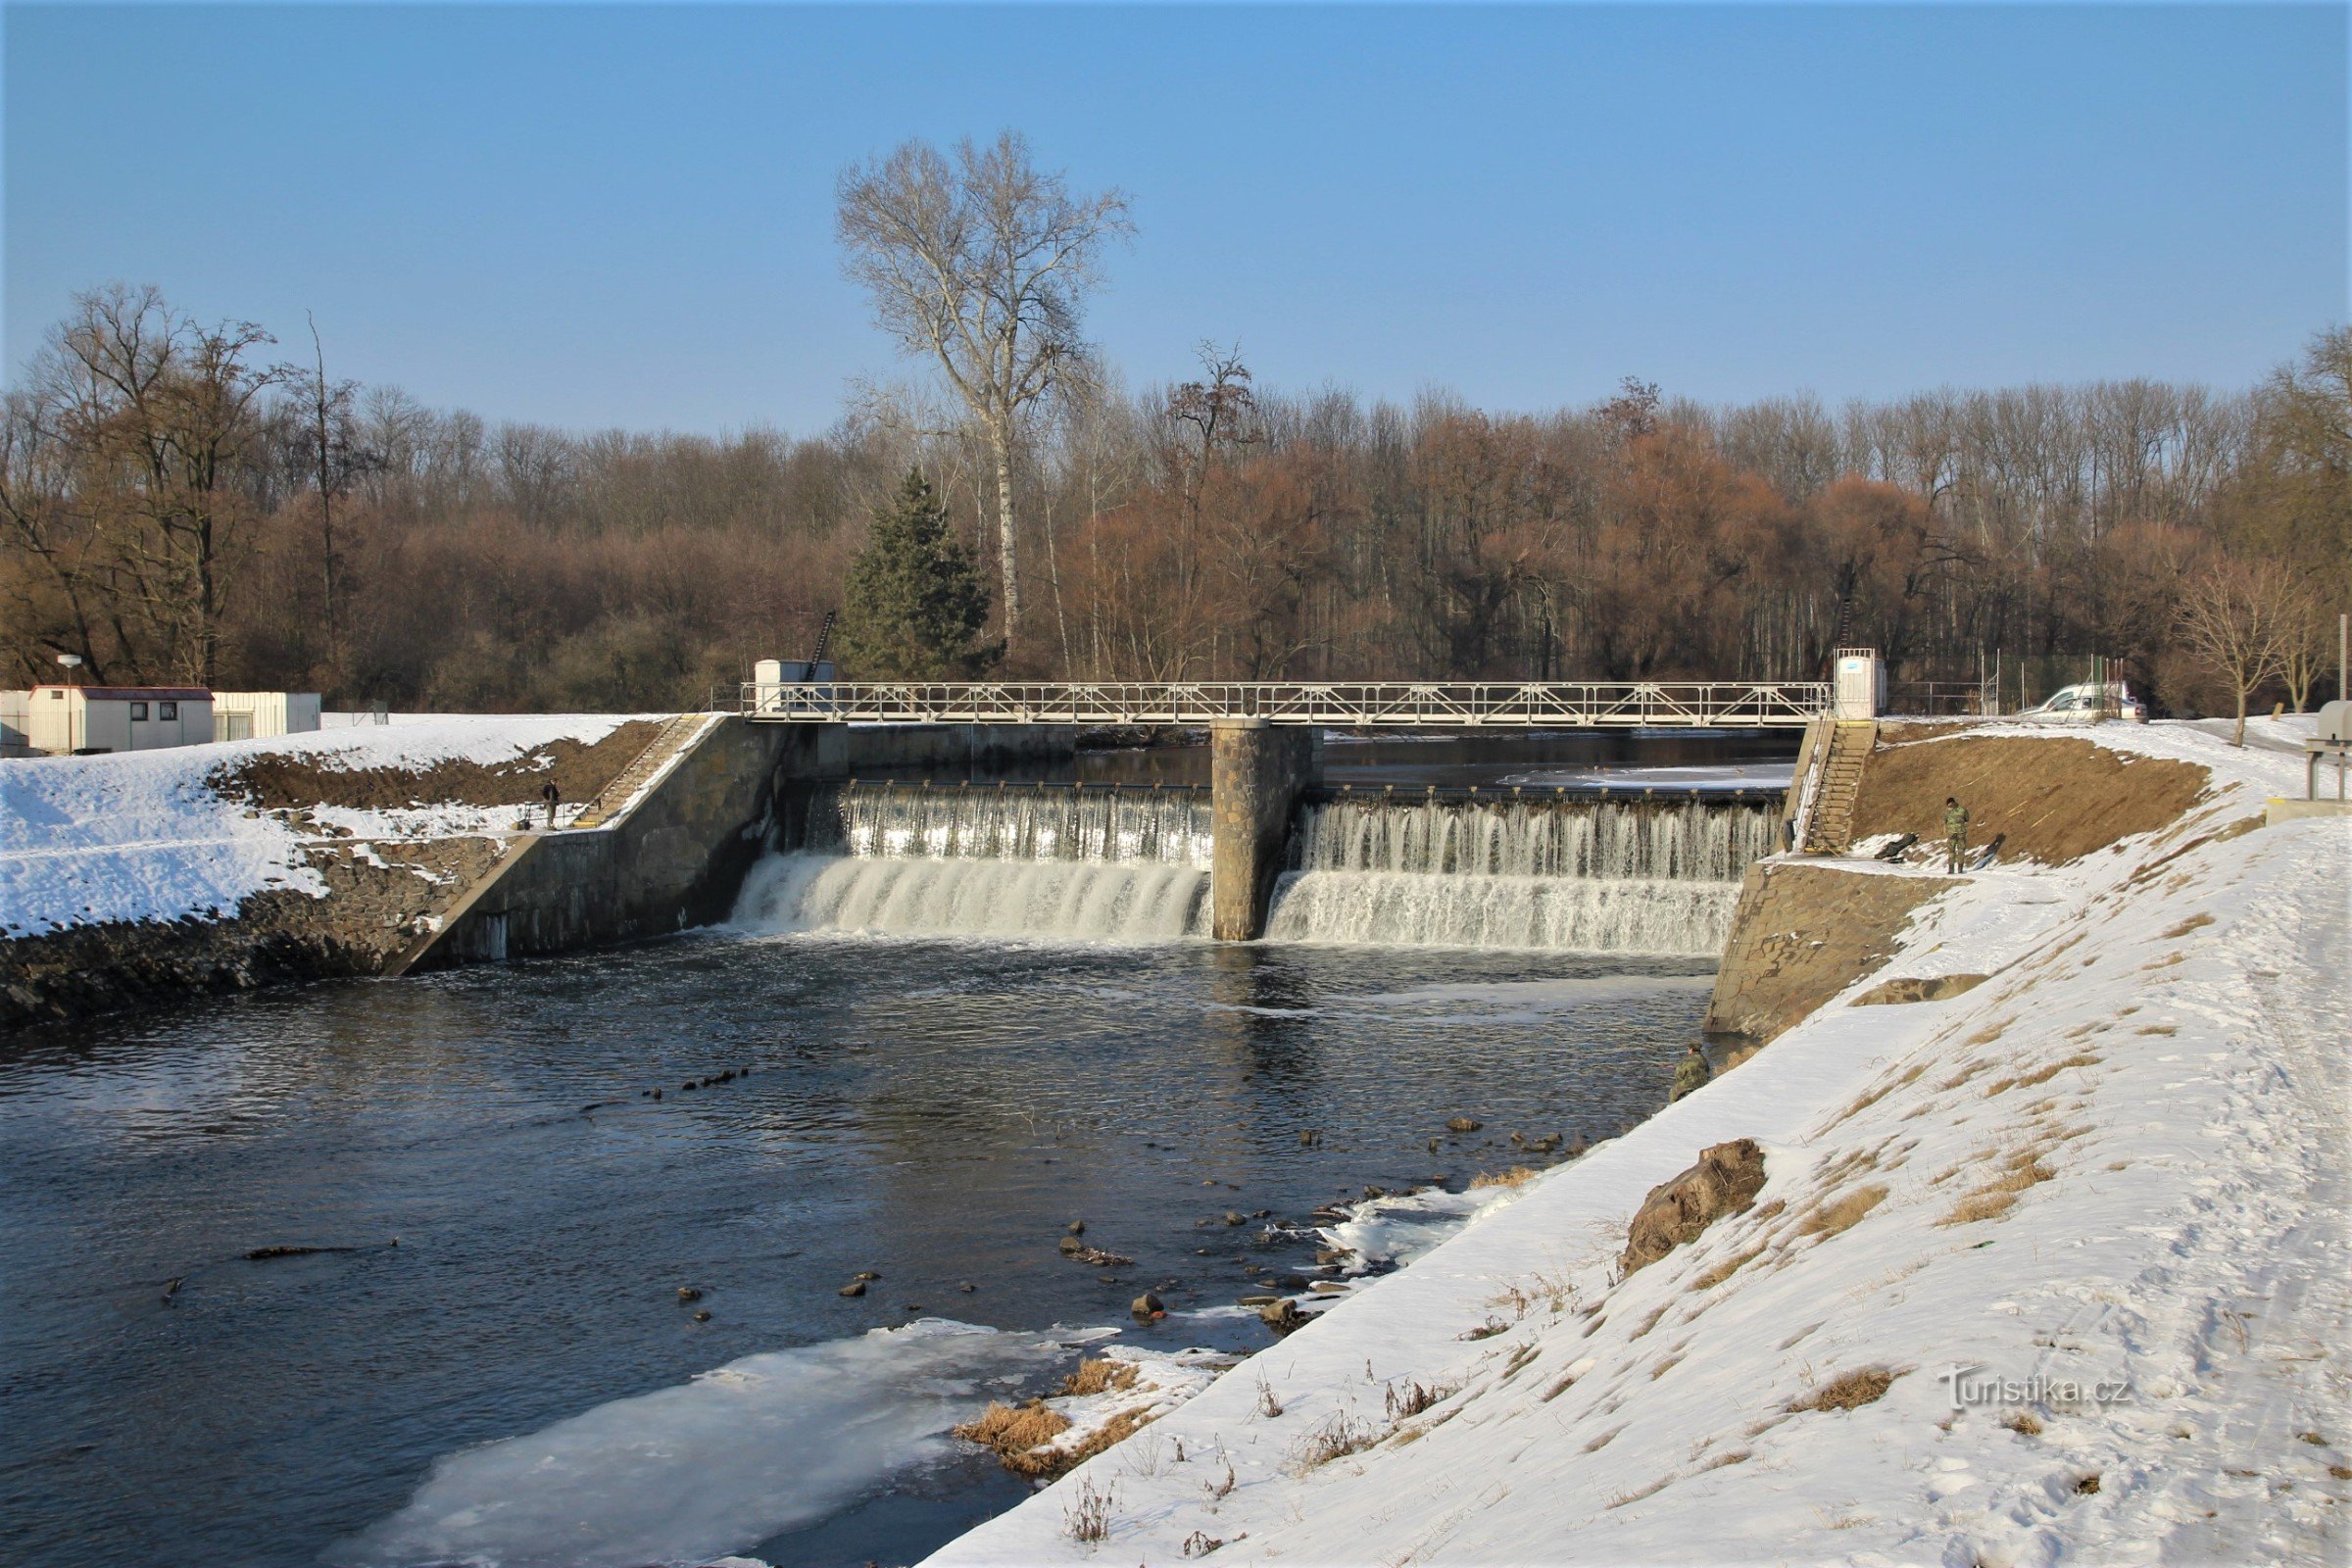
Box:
(4, 282, 2343, 714)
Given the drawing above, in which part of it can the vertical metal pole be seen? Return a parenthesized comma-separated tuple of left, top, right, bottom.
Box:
(2339, 612, 2347, 704)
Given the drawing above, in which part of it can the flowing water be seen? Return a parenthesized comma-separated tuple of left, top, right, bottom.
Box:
(0, 736, 1792, 1567)
(1266, 793, 1780, 953)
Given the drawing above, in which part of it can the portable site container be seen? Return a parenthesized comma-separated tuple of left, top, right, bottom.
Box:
(23, 686, 215, 755)
(210, 691, 323, 742)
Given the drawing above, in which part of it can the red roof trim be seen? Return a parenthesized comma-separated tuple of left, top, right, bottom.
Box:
(29, 685, 214, 700)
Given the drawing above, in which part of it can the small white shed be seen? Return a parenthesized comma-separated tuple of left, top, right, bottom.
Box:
(24, 685, 215, 754)
(211, 691, 323, 742)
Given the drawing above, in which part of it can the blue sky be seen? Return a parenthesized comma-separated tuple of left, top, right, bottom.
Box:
(4, 4, 2344, 433)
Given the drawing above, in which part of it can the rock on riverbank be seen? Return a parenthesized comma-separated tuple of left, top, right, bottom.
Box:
(925, 722, 2349, 1567)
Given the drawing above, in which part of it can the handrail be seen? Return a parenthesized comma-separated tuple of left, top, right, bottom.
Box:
(735, 680, 1829, 728)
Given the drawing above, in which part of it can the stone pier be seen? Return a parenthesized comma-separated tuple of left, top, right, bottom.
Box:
(1209, 719, 1322, 941)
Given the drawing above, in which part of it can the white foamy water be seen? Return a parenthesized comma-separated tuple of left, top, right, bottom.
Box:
(330, 1320, 1072, 1568)
(735, 853, 1209, 942)
(1259, 794, 1768, 954)
(1262, 869, 1737, 954)
(815, 782, 1212, 866)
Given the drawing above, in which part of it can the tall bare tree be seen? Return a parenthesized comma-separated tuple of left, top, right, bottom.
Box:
(837, 131, 1132, 645)
(2175, 560, 2292, 745)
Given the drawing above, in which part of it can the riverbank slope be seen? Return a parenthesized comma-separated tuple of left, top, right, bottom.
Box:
(0, 716, 663, 1024)
(928, 721, 2348, 1566)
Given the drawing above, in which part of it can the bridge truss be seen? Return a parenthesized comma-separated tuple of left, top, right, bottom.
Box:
(737, 681, 1829, 728)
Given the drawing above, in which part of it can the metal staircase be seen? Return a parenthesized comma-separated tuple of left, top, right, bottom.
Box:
(1799, 720, 1877, 854)
(567, 714, 716, 831)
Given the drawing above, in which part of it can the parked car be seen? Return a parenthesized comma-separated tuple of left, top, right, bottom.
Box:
(2016, 681, 2145, 722)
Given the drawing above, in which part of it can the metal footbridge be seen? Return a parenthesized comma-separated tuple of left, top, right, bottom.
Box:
(736, 680, 1829, 728)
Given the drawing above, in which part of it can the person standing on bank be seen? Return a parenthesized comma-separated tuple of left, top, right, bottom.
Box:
(542, 781, 561, 829)
(1943, 796, 1970, 873)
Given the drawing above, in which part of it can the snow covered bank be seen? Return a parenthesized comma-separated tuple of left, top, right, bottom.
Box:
(927, 722, 2350, 1565)
(0, 715, 651, 938)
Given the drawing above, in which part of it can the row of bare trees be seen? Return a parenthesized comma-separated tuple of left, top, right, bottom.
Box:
(2, 285, 2342, 713)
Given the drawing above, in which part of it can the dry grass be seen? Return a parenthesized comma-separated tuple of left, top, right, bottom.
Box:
(1604, 1473, 1680, 1509)
(2162, 914, 2214, 939)
(2135, 1024, 2177, 1037)
(1798, 1184, 1889, 1240)
(1753, 1199, 1787, 1221)
(1470, 1165, 1542, 1190)
(1290, 1410, 1381, 1472)
(1583, 1425, 1623, 1452)
(2001, 1410, 2043, 1436)
(1629, 1303, 1671, 1341)
(1649, 1353, 1685, 1381)
(1691, 1244, 1767, 1290)
(1060, 1358, 1142, 1397)
(1790, 1367, 1901, 1412)
(1938, 1147, 2056, 1227)
(956, 1400, 1075, 1475)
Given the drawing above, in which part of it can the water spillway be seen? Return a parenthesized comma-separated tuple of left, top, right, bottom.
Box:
(733, 779, 1782, 956)
(1261, 790, 1780, 955)
(734, 782, 1214, 942)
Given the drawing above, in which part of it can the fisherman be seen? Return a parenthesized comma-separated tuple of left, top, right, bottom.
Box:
(541, 780, 561, 829)
(1943, 795, 1970, 874)
(1670, 1042, 1713, 1102)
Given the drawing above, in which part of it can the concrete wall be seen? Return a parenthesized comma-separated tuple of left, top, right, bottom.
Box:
(1209, 719, 1323, 940)
(408, 719, 1080, 969)
(1700, 860, 1955, 1045)
(414, 717, 808, 966)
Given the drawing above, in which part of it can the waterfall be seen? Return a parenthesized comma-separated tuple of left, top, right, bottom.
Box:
(733, 784, 1212, 943)
(1262, 793, 1777, 955)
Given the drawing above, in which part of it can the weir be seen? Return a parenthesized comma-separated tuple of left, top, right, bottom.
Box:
(735, 771, 1780, 956)
(1263, 791, 1780, 954)
(408, 710, 1793, 968)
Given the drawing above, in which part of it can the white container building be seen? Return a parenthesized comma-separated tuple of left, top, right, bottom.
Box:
(210, 691, 322, 742)
(22, 686, 215, 755)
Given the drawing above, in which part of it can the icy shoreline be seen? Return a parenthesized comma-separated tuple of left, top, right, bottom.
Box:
(925, 722, 2350, 1566)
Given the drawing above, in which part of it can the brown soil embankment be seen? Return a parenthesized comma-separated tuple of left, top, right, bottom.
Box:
(1850, 734, 2208, 864)
(0, 837, 507, 1028)
(217, 720, 663, 812)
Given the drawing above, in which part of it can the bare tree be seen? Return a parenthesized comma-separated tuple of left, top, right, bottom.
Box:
(2175, 560, 2293, 745)
(40, 285, 286, 684)
(837, 131, 1133, 645)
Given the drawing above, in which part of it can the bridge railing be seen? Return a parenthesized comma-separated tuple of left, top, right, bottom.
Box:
(736, 681, 1830, 727)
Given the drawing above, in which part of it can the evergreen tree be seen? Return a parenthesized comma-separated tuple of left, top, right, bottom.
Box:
(836, 470, 999, 678)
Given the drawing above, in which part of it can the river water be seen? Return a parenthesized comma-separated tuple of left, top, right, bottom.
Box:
(0, 733, 1791, 1567)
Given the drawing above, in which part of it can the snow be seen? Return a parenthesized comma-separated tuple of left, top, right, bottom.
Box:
(0, 715, 646, 937)
(924, 721, 2352, 1566)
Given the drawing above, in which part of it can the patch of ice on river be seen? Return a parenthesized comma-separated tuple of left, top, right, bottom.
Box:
(1322, 1185, 1522, 1273)
(330, 1319, 1074, 1568)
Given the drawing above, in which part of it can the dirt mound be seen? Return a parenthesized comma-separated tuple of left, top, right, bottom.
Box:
(215, 721, 664, 812)
(1851, 735, 2208, 864)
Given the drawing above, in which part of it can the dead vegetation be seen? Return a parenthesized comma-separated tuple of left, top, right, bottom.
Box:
(1797, 1184, 1889, 1240)
(1469, 1165, 1542, 1190)
(1938, 1147, 2057, 1226)
(955, 1393, 1153, 1480)
(1789, 1367, 1902, 1412)
(1060, 1357, 1142, 1396)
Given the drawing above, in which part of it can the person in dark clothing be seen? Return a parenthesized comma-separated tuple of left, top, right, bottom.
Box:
(542, 781, 561, 829)
(1943, 796, 1970, 874)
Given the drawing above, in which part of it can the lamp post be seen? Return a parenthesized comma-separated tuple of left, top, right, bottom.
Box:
(54, 653, 82, 685)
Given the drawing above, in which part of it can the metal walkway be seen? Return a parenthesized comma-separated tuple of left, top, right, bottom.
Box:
(737, 681, 1829, 728)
